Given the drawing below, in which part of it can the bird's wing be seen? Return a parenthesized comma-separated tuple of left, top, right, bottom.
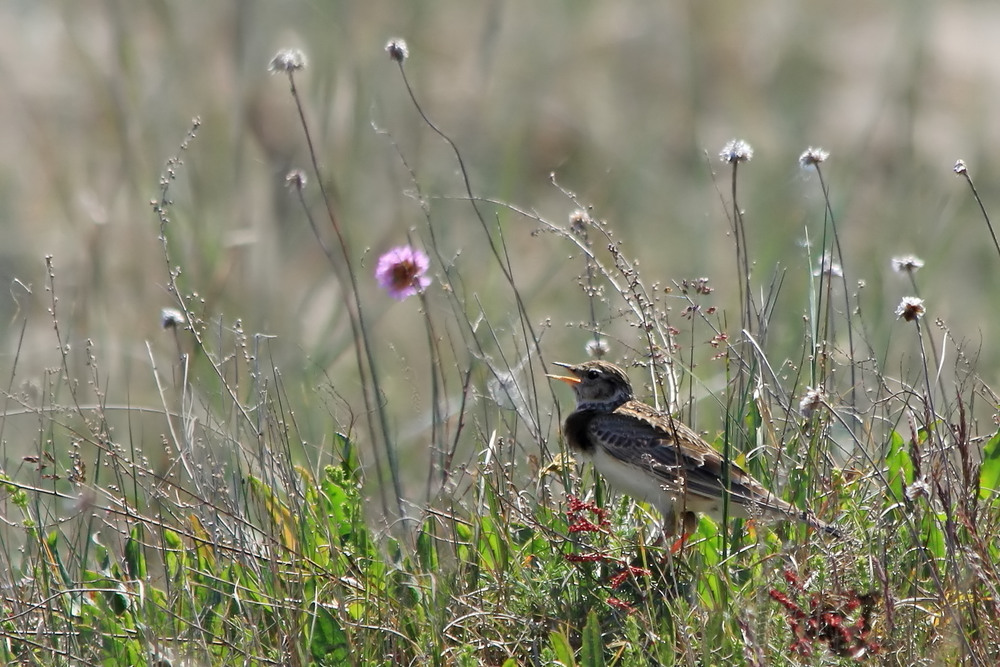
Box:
(587, 403, 793, 513)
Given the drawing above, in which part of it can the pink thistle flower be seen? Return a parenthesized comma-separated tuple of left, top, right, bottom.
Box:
(375, 245, 431, 300)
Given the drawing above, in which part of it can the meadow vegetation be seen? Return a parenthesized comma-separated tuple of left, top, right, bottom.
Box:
(1, 3, 999, 665)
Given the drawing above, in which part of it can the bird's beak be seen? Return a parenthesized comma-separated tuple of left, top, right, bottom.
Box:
(546, 362, 581, 385)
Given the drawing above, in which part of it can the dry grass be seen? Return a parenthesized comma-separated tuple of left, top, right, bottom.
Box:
(2, 3, 1000, 665)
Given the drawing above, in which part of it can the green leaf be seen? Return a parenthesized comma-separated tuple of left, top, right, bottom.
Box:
(455, 521, 474, 565)
(978, 430, 1000, 500)
(549, 629, 575, 667)
(336, 431, 364, 483)
(124, 524, 147, 579)
(162, 528, 185, 581)
(46, 530, 75, 590)
(885, 430, 912, 504)
(743, 398, 762, 443)
(477, 514, 507, 571)
(320, 466, 353, 540)
(416, 523, 439, 571)
(92, 533, 111, 571)
(107, 581, 130, 616)
(920, 511, 946, 561)
(580, 608, 605, 667)
(309, 603, 350, 663)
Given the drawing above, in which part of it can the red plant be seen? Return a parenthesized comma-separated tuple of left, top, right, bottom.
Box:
(565, 495, 610, 534)
(769, 570, 881, 659)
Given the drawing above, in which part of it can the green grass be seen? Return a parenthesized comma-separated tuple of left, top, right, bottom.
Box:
(2, 3, 1000, 665)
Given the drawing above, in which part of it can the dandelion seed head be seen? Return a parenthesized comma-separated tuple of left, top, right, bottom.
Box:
(813, 252, 843, 278)
(720, 139, 753, 164)
(891, 255, 924, 274)
(798, 147, 829, 169)
(895, 296, 925, 322)
(268, 48, 306, 74)
(161, 308, 186, 330)
(385, 38, 409, 63)
(285, 169, 307, 191)
(585, 339, 610, 359)
(905, 477, 931, 502)
(488, 370, 521, 411)
(487, 355, 532, 416)
(799, 386, 826, 419)
(375, 245, 431, 300)
(568, 208, 590, 228)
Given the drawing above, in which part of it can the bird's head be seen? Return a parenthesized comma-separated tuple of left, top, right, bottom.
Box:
(548, 360, 634, 411)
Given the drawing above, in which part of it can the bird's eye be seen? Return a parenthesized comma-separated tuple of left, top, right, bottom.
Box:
(586, 369, 601, 380)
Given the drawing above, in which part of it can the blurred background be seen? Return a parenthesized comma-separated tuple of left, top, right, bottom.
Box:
(1, 1, 997, 495)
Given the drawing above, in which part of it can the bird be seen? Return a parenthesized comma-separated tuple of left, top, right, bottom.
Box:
(548, 360, 841, 538)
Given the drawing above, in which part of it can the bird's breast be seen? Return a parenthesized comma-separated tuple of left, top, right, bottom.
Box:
(563, 409, 598, 453)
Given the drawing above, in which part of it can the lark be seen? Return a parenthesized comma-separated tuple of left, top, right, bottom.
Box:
(549, 360, 841, 538)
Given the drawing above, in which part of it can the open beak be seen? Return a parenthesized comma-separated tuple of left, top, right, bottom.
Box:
(546, 362, 581, 385)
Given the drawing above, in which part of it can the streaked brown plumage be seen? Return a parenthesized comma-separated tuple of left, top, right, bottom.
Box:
(549, 360, 841, 537)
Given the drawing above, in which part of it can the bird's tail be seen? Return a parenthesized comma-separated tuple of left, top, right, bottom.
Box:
(800, 511, 843, 539)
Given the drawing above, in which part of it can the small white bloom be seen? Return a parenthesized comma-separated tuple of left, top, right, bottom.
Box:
(385, 38, 409, 62)
(161, 308, 186, 329)
(799, 386, 826, 419)
(719, 139, 753, 164)
(813, 252, 842, 278)
(895, 296, 925, 322)
(585, 339, 610, 359)
(799, 147, 829, 169)
(891, 255, 924, 273)
(268, 48, 306, 74)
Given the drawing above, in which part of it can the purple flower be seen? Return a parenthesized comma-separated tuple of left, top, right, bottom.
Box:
(375, 245, 431, 300)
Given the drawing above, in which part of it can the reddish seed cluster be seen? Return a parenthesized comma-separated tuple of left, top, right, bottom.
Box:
(568, 517, 604, 533)
(565, 495, 610, 533)
(680, 277, 714, 295)
(564, 553, 606, 563)
(563, 497, 610, 564)
(710, 332, 730, 360)
(681, 304, 700, 319)
(607, 597, 634, 612)
(562, 496, 654, 615)
(769, 570, 881, 659)
(708, 333, 728, 348)
(609, 565, 651, 590)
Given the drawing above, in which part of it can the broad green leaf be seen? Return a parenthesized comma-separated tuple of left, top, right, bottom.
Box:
(477, 514, 507, 571)
(455, 521, 474, 565)
(320, 466, 352, 540)
(549, 629, 574, 667)
(309, 604, 349, 663)
(921, 512, 946, 561)
(416, 524, 439, 571)
(124, 524, 147, 579)
(580, 608, 605, 667)
(162, 529, 185, 581)
(885, 430, 912, 504)
(979, 430, 1000, 500)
